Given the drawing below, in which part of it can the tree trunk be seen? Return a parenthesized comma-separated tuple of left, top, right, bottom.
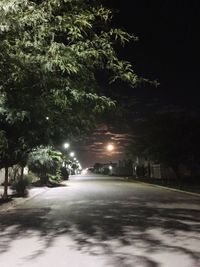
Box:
(147, 160, 151, 178)
(13, 166, 18, 181)
(172, 164, 182, 189)
(20, 166, 24, 181)
(3, 167, 9, 200)
(40, 173, 48, 185)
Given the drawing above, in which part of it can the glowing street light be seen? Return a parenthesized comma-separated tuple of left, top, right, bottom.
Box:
(69, 151, 75, 157)
(63, 142, 70, 149)
(107, 143, 114, 152)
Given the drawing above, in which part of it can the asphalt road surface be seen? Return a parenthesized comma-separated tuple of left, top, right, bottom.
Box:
(0, 173, 200, 267)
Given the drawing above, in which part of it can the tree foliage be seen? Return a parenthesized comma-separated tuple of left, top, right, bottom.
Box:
(0, 0, 142, 197)
(0, 0, 140, 149)
(129, 112, 200, 173)
(28, 146, 63, 184)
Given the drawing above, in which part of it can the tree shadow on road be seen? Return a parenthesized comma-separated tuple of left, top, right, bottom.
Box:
(0, 199, 199, 266)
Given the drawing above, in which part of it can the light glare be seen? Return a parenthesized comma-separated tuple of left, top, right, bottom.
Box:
(70, 152, 75, 157)
(107, 144, 114, 151)
(63, 142, 70, 149)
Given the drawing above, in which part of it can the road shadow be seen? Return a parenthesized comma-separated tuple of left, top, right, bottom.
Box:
(0, 196, 200, 267)
(31, 181, 67, 188)
(0, 197, 13, 205)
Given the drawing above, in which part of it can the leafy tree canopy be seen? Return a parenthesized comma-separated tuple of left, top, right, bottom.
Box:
(28, 146, 62, 183)
(0, 0, 141, 170)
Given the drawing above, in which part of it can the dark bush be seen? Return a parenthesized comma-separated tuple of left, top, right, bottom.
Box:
(11, 176, 30, 197)
(60, 167, 69, 180)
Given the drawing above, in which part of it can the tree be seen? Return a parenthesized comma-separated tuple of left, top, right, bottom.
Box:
(0, 0, 142, 141)
(0, 94, 36, 198)
(28, 146, 63, 185)
(128, 111, 200, 179)
(0, 0, 142, 198)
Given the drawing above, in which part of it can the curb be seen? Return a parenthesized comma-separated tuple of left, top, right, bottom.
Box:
(124, 178, 200, 197)
(0, 187, 50, 212)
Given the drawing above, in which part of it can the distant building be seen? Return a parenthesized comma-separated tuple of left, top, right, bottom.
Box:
(93, 162, 117, 175)
(93, 160, 133, 176)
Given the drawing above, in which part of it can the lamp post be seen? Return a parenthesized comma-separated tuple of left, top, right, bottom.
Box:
(109, 165, 113, 175)
(62, 142, 70, 172)
(106, 143, 114, 175)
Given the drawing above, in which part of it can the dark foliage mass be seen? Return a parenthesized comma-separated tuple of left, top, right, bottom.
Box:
(129, 111, 200, 179)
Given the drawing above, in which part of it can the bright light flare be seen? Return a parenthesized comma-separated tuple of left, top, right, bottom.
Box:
(82, 168, 88, 175)
(69, 152, 75, 157)
(107, 144, 114, 151)
(63, 142, 70, 149)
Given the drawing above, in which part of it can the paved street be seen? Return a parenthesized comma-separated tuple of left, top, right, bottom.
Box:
(0, 174, 200, 267)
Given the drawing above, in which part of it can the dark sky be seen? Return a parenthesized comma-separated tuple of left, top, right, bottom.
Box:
(74, 0, 200, 168)
(111, 0, 200, 106)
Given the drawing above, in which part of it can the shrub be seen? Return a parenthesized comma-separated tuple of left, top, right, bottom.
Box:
(49, 170, 62, 182)
(25, 172, 39, 183)
(11, 176, 30, 197)
(28, 146, 62, 184)
(60, 167, 69, 180)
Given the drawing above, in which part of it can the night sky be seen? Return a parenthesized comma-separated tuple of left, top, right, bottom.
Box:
(74, 0, 200, 168)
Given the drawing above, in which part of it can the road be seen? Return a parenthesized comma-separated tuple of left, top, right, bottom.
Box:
(0, 174, 199, 267)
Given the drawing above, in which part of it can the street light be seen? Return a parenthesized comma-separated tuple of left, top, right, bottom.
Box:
(109, 165, 113, 175)
(63, 142, 70, 149)
(69, 151, 75, 157)
(107, 143, 114, 152)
